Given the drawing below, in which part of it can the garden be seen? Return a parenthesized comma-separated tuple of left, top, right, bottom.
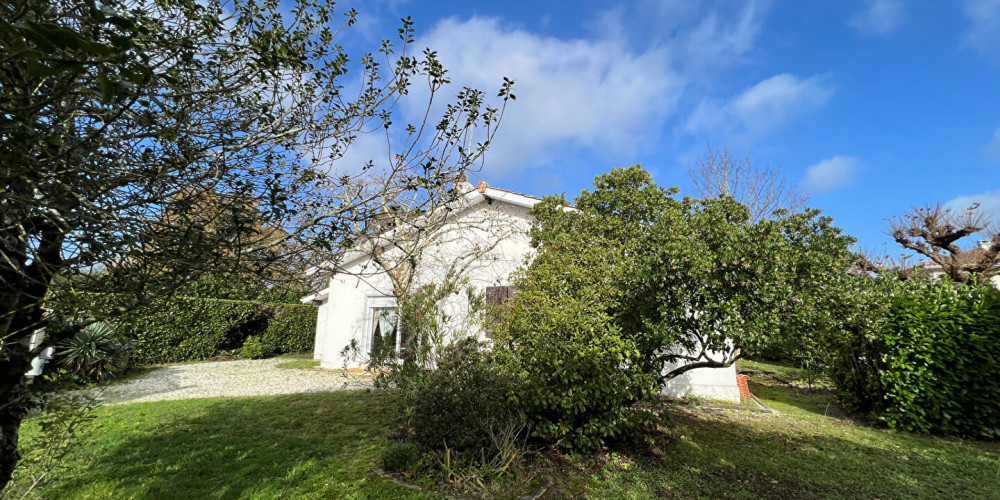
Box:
(6, 360, 999, 499)
(7, 167, 1000, 500)
(3, 0, 1000, 497)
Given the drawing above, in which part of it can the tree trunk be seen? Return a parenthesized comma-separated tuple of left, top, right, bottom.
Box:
(0, 369, 29, 488)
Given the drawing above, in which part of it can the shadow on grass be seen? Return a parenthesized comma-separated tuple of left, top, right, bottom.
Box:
(553, 385, 1000, 500)
(34, 392, 433, 500)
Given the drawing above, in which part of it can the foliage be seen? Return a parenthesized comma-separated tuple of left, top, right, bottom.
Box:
(379, 442, 421, 473)
(0, 0, 511, 485)
(88, 296, 316, 365)
(54, 322, 129, 381)
(410, 338, 524, 455)
(258, 305, 317, 355)
(239, 336, 274, 360)
(815, 276, 1000, 438)
(175, 273, 311, 304)
(879, 279, 1000, 437)
(815, 277, 898, 414)
(752, 212, 870, 368)
(495, 165, 853, 450)
(1, 375, 99, 500)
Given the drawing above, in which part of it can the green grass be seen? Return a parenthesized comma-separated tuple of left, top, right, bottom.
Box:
(13, 360, 1000, 499)
(274, 359, 321, 370)
(542, 359, 1000, 499)
(14, 391, 432, 499)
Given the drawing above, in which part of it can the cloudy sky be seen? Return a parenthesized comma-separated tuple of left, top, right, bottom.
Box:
(337, 0, 1000, 253)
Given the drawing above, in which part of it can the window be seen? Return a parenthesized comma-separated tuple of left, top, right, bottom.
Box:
(368, 307, 400, 359)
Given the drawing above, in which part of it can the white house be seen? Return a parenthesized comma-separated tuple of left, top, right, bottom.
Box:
(915, 240, 1000, 288)
(302, 181, 742, 402)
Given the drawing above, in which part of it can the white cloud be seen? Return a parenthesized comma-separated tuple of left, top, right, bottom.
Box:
(985, 127, 1000, 160)
(944, 189, 1000, 221)
(686, 73, 833, 137)
(588, 0, 769, 72)
(849, 0, 904, 35)
(410, 16, 681, 174)
(673, 0, 768, 70)
(803, 156, 860, 193)
(962, 0, 1000, 55)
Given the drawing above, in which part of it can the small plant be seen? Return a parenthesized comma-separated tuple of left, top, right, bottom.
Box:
(239, 336, 275, 359)
(56, 322, 128, 381)
(379, 442, 420, 473)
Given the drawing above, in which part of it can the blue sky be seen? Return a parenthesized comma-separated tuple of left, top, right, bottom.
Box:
(337, 0, 1000, 254)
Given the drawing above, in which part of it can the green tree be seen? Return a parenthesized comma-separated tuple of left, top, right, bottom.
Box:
(496, 165, 856, 449)
(0, 0, 511, 486)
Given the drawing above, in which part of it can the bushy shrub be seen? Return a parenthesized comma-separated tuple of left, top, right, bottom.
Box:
(494, 279, 658, 451)
(380, 442, 421, 473)
(257, 306, 316, 354)
(239, 336, 274, 359)
(879, 279, 1000, 437)
(55, 322, 129, 380)
(823, 278, 1000, 438)
(410, 338, 524, 454)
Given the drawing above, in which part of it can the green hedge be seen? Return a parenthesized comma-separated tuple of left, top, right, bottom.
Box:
(826, 279, 1000, 438)
(111, 296, 316, 365)
(879, 280, 1000, 438)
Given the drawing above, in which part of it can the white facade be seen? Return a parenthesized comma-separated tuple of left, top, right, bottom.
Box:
(303, 183, 742, 402)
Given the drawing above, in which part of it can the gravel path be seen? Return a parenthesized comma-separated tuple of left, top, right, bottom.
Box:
(82, 358, 373, 405)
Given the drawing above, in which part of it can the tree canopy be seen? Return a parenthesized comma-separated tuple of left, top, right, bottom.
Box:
(0, 0, 511, 486)
(495, 165, 857, 449)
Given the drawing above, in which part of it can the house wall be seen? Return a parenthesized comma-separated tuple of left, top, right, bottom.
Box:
(313, 200, 534, 369)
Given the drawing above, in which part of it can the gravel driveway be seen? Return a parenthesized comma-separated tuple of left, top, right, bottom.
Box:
(83, 358, 373, 405)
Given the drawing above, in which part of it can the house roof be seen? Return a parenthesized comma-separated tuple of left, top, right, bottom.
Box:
(301, 181, 543, 282)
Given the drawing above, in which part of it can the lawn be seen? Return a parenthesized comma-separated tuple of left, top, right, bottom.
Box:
(10, 361, 1000, 499)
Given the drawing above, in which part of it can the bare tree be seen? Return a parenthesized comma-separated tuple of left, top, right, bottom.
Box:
(687, 146, 807, 221)
(888, 204, 999, 284)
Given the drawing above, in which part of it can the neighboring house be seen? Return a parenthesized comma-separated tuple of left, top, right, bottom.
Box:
(916, 240, 1000, 288)
(301, 181, 742, 402)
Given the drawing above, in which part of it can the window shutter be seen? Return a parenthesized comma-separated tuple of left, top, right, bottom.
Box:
(485, 286, 506, 305)
(484, 286, 518, 338)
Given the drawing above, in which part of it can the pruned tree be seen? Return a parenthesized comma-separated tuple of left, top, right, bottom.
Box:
(687, 145, 807, 222)
(0, 0, 512, 487)
(889, 204, 999, 284)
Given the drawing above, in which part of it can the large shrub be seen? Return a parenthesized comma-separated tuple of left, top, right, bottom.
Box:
(822, 278, 1000, 438)
(879, 279, 1000, 437)
(494, 166, 853, 451)
(410, 338, 523, 454)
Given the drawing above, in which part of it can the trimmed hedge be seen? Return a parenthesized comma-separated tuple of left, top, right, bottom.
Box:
(111, 296, 316, 365)
(826, 279, 1000, 438)
(880, 280, 1000, 438)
